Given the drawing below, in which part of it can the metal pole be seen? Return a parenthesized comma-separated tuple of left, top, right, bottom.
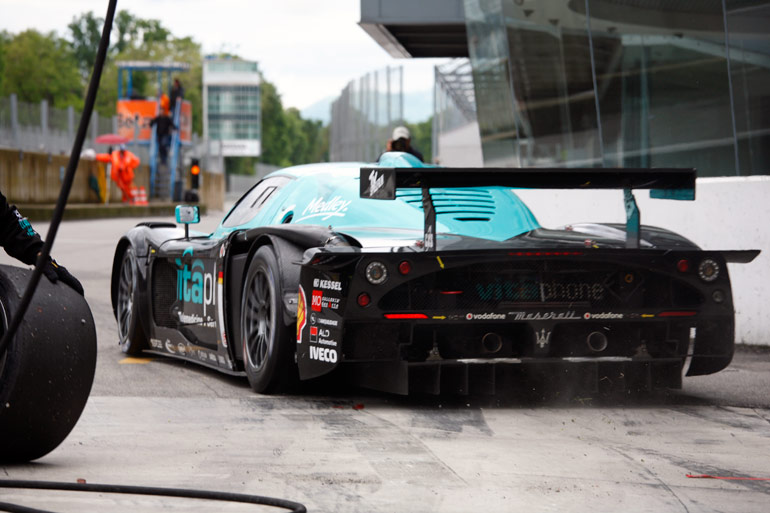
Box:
(41, 100, 49, 153)
(584, 0, 606, 165)
(10, 94, 20, 149)
(722, 0, 741, 176)
(67, 106, 75, 148)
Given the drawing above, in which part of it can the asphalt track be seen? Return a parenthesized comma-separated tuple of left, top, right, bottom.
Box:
(1, 213, 769, 512)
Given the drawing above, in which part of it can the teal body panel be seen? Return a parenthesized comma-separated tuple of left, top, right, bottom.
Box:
(211, 153, 541, 243)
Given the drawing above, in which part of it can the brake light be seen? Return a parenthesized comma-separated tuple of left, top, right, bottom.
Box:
(658, 311, 697, 317)
(384, 313, 428, 319)
(677, 259, 690, 273)
(398, 260, 412, 275)
(357, 293, 371, 307)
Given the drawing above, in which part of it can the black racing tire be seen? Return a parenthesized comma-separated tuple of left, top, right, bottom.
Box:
(0, 264, 97, 462)
(240, 246, 297, 394)
(116, 246, 147, 355)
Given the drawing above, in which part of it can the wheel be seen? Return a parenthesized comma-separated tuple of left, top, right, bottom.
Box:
(0, 264, 97, 462)
(240, 246, 296, 394)
(116, 246, 147, 354)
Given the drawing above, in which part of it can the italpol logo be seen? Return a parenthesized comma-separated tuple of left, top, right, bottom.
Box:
(176, 247, 216, 316)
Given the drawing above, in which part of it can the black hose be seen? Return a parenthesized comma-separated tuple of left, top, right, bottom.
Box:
(0, 0, 117, 357)
(0, 0, 307, 511)
(0, 480, 306, 513)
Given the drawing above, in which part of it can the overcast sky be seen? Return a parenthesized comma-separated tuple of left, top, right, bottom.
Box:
(1, 0, 448, 110)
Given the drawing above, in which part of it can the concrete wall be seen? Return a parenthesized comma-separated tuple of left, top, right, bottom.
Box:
(1, 148, 224, 211)
(0, 148, 148, 204)
(515, 176, 770, 346)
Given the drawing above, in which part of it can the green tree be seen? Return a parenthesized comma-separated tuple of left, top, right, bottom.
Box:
(67, 11, 102, 77)
(1, 30, 83, 109)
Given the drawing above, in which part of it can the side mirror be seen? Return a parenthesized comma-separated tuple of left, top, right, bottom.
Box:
(175, 205, 200, 224)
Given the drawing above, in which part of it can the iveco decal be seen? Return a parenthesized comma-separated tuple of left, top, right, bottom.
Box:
(176, 247, 216, 316)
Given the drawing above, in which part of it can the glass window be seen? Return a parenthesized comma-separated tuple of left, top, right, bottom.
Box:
(726, 0, 770, 175)
(221, 176, 292, 228)
(463, 0, 770, 177)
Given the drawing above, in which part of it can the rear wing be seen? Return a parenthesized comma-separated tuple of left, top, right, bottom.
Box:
(360, 167, 696, 250)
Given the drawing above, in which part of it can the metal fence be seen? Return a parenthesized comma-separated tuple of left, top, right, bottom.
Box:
(329, 66, 404, 162)
(0, 94, 148, 162)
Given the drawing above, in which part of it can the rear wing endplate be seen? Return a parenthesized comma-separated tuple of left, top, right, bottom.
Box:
(360, 167, 696, 251)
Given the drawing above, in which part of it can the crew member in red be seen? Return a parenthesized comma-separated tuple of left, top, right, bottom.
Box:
(97, 144, 141, 202)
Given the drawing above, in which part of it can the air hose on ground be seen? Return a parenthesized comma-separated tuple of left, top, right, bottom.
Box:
(0, 0, 306, 511)
(0, 480, 306, 513)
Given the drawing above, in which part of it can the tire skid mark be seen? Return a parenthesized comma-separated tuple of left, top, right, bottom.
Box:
(605, 445, 692, 513)
(314, 407, 466, 486)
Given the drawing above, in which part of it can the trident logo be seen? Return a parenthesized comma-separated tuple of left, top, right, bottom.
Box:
(536, 328, 552, 349)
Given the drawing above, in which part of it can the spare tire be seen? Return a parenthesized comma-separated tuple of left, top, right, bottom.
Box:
(0, 264, 97, 462)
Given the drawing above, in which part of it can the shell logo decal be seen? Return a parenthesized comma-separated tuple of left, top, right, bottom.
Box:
(296, 285, 307, 344)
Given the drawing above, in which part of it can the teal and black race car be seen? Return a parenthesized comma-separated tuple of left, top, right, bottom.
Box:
(111, 152, 758, 395)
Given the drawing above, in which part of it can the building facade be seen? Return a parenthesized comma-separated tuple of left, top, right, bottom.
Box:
(202, 57, 261, 157)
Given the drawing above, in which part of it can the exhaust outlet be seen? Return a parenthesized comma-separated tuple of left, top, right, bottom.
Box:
(586, 331, 609, 353)
(482, 332, 503, 354)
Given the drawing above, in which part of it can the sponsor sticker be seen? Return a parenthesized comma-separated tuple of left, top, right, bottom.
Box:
(310, 326, 318, 343)
(165, 340, 176, 354)
(368, 170, 385, 195)
(150, 338, 163, 349)
(466, 312, 506, 321)
(509, 311, 580, 321)
(296, 196, 351, 223)
(311, 290, 340, 312)
(313, 278, 342, 291)
(297, 285, 307, 344)
(311, 290, 323, 312)
(175, 247, 217, 317)
(584, 312, 624, 320)
(309, 346, 338, 363)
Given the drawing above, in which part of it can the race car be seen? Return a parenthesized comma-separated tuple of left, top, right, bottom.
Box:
(111, 152, 758, 395)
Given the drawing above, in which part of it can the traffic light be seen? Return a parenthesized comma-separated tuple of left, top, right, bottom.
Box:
(190, 158, 200, 189)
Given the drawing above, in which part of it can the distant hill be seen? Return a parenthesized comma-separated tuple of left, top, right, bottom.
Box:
(300, 90, 433, 125)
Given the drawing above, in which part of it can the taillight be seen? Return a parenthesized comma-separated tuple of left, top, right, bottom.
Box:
(365, 261, 388, 285)
(398, 260, 411, 275)
(698, 259, 720, 282)
(357, 292, 371, 307)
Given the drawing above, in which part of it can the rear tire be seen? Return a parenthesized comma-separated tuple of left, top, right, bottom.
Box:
(240, 246, 296, 394)
(0, 264, 97, 462)
(116, 246, 147, 354)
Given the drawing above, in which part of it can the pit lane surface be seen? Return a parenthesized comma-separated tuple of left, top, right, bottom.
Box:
(2, 214, 769, 512)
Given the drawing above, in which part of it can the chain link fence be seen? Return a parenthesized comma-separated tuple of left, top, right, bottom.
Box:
(329, 66, 404, 162)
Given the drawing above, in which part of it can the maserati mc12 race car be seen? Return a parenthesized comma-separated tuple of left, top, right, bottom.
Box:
(111, 152, 758, 395)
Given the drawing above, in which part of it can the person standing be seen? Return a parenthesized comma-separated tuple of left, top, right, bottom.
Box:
(150, 108, 177, 165)
(97, 145, 141, 203)
(383, 126, 424, 162)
